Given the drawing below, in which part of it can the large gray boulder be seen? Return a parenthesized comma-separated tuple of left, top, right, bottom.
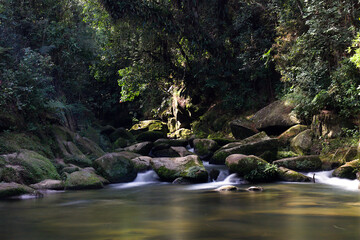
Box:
(290, 129, 314, 155)
(193, 139, 220, 160)
(225, 154, 278, 182)
(273, 155, 322, 171)
(332, 160, 360, 179)
(131, 156, 152, 172)
(30, 179, 65, 190)
(211, 136, 278, 165)
(150, 155, 208, 183)
(251, 100, 300, 134)
(64, 170, 104, 190)
(130, 120, 168, 135)
(277, 167, 311, 182)
(0, 182, 34, 199)
(230, 119, 259, 140)
(125, 142, 153, 156)
(93, 152, 140, 183)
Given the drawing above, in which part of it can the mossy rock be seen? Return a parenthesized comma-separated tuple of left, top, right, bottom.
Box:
(109, 128, 135, 143)
(2, 150, 60, 184)
(332, 159, 360, 179)
(278, 167, 311, 182)
(225, 154, 278, 182)
(0, 182, 34, 199)
(277, 125, 308, 144)
(150, 155, 208, 183)
(193, 139, 219, 160)
(230, 119, 259, 140)
(74, 135, 105, 160)
(100, 125, 116, 136)
(136, 131, 167, 142)
(114, 137, 130, 148)
(62, 165, 81, 174)
(64, 170, 103, 190)
(277, 151, 299, 159)
(0, 166, 24, 183)
(93, 152, 139, 183)
(210, 138, 235, 147)
(150, 146, 182, 158)
(154, 139, 188, 147)
(125, 142, 153, 156)
(211, 138, 278, 164)
(168, 128, 192, 139)
(290, 130, 314, 155)
(273, 155, 322, 171)
(63, 155, 92, 168)
(131, 156, 152, 172)
(130, 120, 168, 135)
(30, 179, 65, 190)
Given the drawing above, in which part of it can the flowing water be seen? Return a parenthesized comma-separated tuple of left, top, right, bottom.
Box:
(1, 168, 360, 240)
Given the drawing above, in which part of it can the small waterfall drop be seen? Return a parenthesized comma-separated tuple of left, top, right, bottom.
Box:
(305, 170, 360, 191)
(112, 170, 160, 189)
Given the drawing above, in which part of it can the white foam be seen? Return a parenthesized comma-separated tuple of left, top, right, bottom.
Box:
(185, 173, 244, 190)
(112, 170, 160, 189)
(305, 170, 360, 191)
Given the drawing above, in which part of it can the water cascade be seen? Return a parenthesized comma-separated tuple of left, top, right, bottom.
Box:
(112, 170, 160, 189)
(305, 170, 360, 191)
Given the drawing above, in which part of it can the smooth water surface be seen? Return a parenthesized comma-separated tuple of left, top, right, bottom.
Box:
(1, 180, 360, 240)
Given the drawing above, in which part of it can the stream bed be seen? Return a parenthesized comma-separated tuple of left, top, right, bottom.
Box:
(1, 171, 360, 240)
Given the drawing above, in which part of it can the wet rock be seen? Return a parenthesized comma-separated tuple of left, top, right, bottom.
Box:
(214, 185, 239, 192)
(150, 145, 182, 158)
(193, 139, 219, 160)
(171, 147, 194, 157)
(131, 156, 152, 172)
(150, 155, 208, 183)
(246, 186, 264, 192)
(278, 167, 311, 182)
(100, 125, 116, 136)
(332, 160, 360, 179)
(172, 177, 192, 185)
(0, 182, 34, 199)
(290, 129, 314, 155)
(109, 128, 134, 143)
(30, 179, 65, 190)
(230, 119, 259, 140)
(273, 155, 322, 171)
(209, 169, 220, 181)
(168, 128, 192, 139)
(93, 152, 140, 183)
(64, 170, 104, 190)
(130, 120, 168, 135)
(251, 100, 300, 135)
(125, 142, 153, 156)
(277, 125, 308, 144)
(136, 131, 167, 142)
(154, 139, 188, 147)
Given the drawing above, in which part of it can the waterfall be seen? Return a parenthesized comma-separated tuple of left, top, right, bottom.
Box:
(304, 170, 360, 191)
(112, 170, 160, 189)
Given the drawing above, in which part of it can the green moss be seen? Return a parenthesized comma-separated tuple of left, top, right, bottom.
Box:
(64, 171, 103, 190)
(157, 166, 179, 181)
(0, 183, 34, 199)
(114, 137, 129, 148)
(136, 131, 167, 142)
(64, 155, 92, 168)
(0, 167, 22, 183)
(277, 151, 299, 159)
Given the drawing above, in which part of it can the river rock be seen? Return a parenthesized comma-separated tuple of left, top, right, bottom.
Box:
(246, 186, 264, 192)
(150, 144, 182, 158)
(0, 182, 34, 199)
(136, 131, 167, 142)
(278, 167, 311, 182)
(251, 100, 300, 134)
(93, 152, 140, 183)
(150, 155, 208, 183)
(214, 185, 239, 192)
(277, 125, 308, 144)
(171, 147, 194, 157)
(209, 169, 220, 181)
(64, 170, 104, 190)
(100, 125, 116, 136)
(74, 134, 105, 160)
(290, 129, 314, 155)
(109, 128, 134, 143)
(30, 179, 65, 190)
(332, 159, 360, 179)
(230, 119, 259, 140)
(131, 156, 152, 172)
(154, 139, 188, 147)
(225, 154, 276, 183)
(273, 155, 322, 171)
(193, 139, 219, 160)
(125, 142, 153, 156)
(130, 120, 168, 135)
(172, 177, 192, 185)
(0, 150, 60, 184)
(211, 137, 278, 164)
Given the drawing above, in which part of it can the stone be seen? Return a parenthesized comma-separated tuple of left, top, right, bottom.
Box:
(125, 142, 153, 156)
(30, 179, 65, 190)
(273, 155, 322, 171)
(0, 182, 34, 199)
(109, 128, 134, 142)
(93, 152, 140, 183)
(214, 185, 239, 192)
(0, 150, 60, 184)
(171, 147, 194, 157)
(136, 131, 167, 142)
(251, 100, 300, 135)
(277, 125, 308, 144)
(230, 119, 259, 140)
(168, 128, 192, 139)
(172, 177, 192, 185)
(131, 156, 152, 172)
(277, 167, 311, 182)
(130, 120, 168, 135)
(154, 138, 188, 147)
(150, 155, 208, 183)
(311, 111, 347, 138)
(211, 138, 278, 164)
(332, 160, 360, 179)
(246, 186, 264, 192)
(225, 154, 273, 182)
(100, 125, 116, 136)
(150, 145, 182, 158)
(193, 139, 220, 160)
(64, 170, 104, 190)
(290, 129, 314, 155)
(74, 135, 105, 160)
(209, 169, 220, 181)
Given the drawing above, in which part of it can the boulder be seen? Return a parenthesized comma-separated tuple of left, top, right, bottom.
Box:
(290, 129, 314, 155)
(150, 155, 208, 183)
(193, 139, 220, 160)
(332, 159, 360, 179)
(172, 177, 192, 185)
(125, 142, 153, 156)
(0, 182, 34, 199)
(109, 128, 134, 142)
(0, 150, 60, 184)
(168, 128, 192, 139)
(150, 145, 182, 158)
(230, 119, 259, 140)
(277, 125, 308, 144)
(136, 131, 167, 142)
(277, 167, 311, 182)
(74, 135, 105, 160)
(251, 100, 300, 135)
(214, 185, 239, 192)
(154, 138, 188, 147)
(64, 170, 104, 190)
(246, 186, 264, 192)
(311, 111, 347, 138)
(62, 165, 81, 174)
(273, 155, 322, 171)
(210, 138, 235, 147)
(93, 152, 140, 183)
(30, 179, 65, 190)
(225, 154, 277, 182)
(100, 125, 116, 136)
(131, 156, 152, 172)
(276, 151, 299, 159)
(130, 120, 168, 135)
(171, 147, 194, 157)
(211, 138, 278, 164)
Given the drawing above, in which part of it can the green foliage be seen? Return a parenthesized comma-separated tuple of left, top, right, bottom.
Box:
(244, 163, 279, 182)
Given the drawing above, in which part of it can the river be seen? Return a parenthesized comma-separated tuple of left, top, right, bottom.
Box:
(1, 169, 360, 240)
